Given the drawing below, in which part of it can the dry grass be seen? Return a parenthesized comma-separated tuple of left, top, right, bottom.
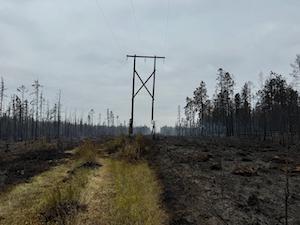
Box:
(103, 135, 127, 154)
(0, 138, 167, 225)
(0, 163, 91, 225)
(103, 134, 152, 162)
(38, 140, 98, 225)
(72, 135, 167, 225)
(73, 159, 113, 225)
(0, 162, 72, 225)
(0, 140, 98, 225)
(107, 160, 168, 225)
(39, 168, 90, 225)
(74, 139, 97, 163)
(69, 158, 168, 225)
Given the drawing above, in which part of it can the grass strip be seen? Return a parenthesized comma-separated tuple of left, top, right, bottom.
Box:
(107, 159, 168, 225)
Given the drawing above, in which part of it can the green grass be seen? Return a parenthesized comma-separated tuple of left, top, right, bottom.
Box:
(107, 160, 168, 225)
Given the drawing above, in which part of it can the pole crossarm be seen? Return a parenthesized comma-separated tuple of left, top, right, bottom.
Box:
(127, 55, 165, 59)
(134, 71, 154, 98)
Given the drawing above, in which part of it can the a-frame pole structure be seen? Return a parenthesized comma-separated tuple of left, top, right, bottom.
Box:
(127, 55, 165, 137)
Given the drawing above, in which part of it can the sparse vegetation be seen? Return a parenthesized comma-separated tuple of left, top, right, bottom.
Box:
(103, 134, 152, 162)
(0, 161, 73, 225)
(38, 140, 99, 225)
(0, 136, 167, 225)
(107, 159, 167, 225)
(74, 139, 98, 163)
(39, 167, 90, 225)
(99, 135, 167, 225)
(103, 135, 127, 154)
(0, 140, 97, 225)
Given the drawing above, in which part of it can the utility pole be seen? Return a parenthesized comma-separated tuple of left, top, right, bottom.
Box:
(127, 55, 165, 137)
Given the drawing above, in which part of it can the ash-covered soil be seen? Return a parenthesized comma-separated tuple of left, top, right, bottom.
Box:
(150, 137, 300, 225)
(0, 141, 75, 191)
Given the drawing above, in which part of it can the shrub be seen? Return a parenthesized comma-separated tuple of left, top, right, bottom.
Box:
(25, 138, 56, 152)
(74, 139, 97, 163)
(103, 135, 127, 154)
(116, 134, 152, 162)
(117, 142, 141, 162)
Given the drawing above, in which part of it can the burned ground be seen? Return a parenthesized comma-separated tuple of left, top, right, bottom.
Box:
(1, 137, 300, 225)
(0, 141, 74, 191)
(149, 137, 300, 225)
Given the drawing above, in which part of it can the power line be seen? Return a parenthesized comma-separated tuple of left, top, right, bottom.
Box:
(163, 0, 170, 54)
(95, 0, 124, 53)
(129, 0, 142, 46)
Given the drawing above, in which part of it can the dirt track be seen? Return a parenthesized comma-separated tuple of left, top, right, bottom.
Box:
(150, 137, 300, 225)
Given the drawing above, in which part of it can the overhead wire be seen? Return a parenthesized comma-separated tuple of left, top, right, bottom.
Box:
(129, 0, 142, 49)
(95, 0, 124, 54)
(94, 0, 169, 65)
(163, 0, 170, 55)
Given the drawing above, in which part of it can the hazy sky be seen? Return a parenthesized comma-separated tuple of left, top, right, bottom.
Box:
(0, 0, 300, 127)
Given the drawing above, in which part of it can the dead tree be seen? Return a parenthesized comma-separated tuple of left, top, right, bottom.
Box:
(32, 80, 42, 140)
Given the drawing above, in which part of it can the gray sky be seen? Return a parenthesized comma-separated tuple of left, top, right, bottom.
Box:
(0, 0, 300, 127)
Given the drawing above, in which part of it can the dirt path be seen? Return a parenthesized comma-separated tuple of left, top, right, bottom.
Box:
(150, 138, 300, 225)
(74, 158, 114, 225)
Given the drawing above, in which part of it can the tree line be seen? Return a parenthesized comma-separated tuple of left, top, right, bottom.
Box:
(0, 79, 150, 142)
(175, 55, 300, 142)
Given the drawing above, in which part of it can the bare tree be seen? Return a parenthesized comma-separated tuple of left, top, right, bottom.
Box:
(0, 77, 6, 117)
(32, 80, 42, 140)
(290, 54, 300, 89)
(193, 81, 208, 135)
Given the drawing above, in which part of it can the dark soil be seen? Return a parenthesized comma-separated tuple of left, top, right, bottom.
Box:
(78, 161, 102, 169)
(62, 161, 102, 183)
(150, 137, 300, 225)
(0, 142, 73, 191)
(39, 200, 87, 224)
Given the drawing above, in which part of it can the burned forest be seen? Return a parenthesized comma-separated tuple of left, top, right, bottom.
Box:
(0, 78, 150, 142)
(1, 1, 300, 225)
(175, 63, 300, 143)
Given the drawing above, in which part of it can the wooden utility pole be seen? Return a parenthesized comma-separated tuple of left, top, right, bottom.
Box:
(127, 55, 165, 137)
